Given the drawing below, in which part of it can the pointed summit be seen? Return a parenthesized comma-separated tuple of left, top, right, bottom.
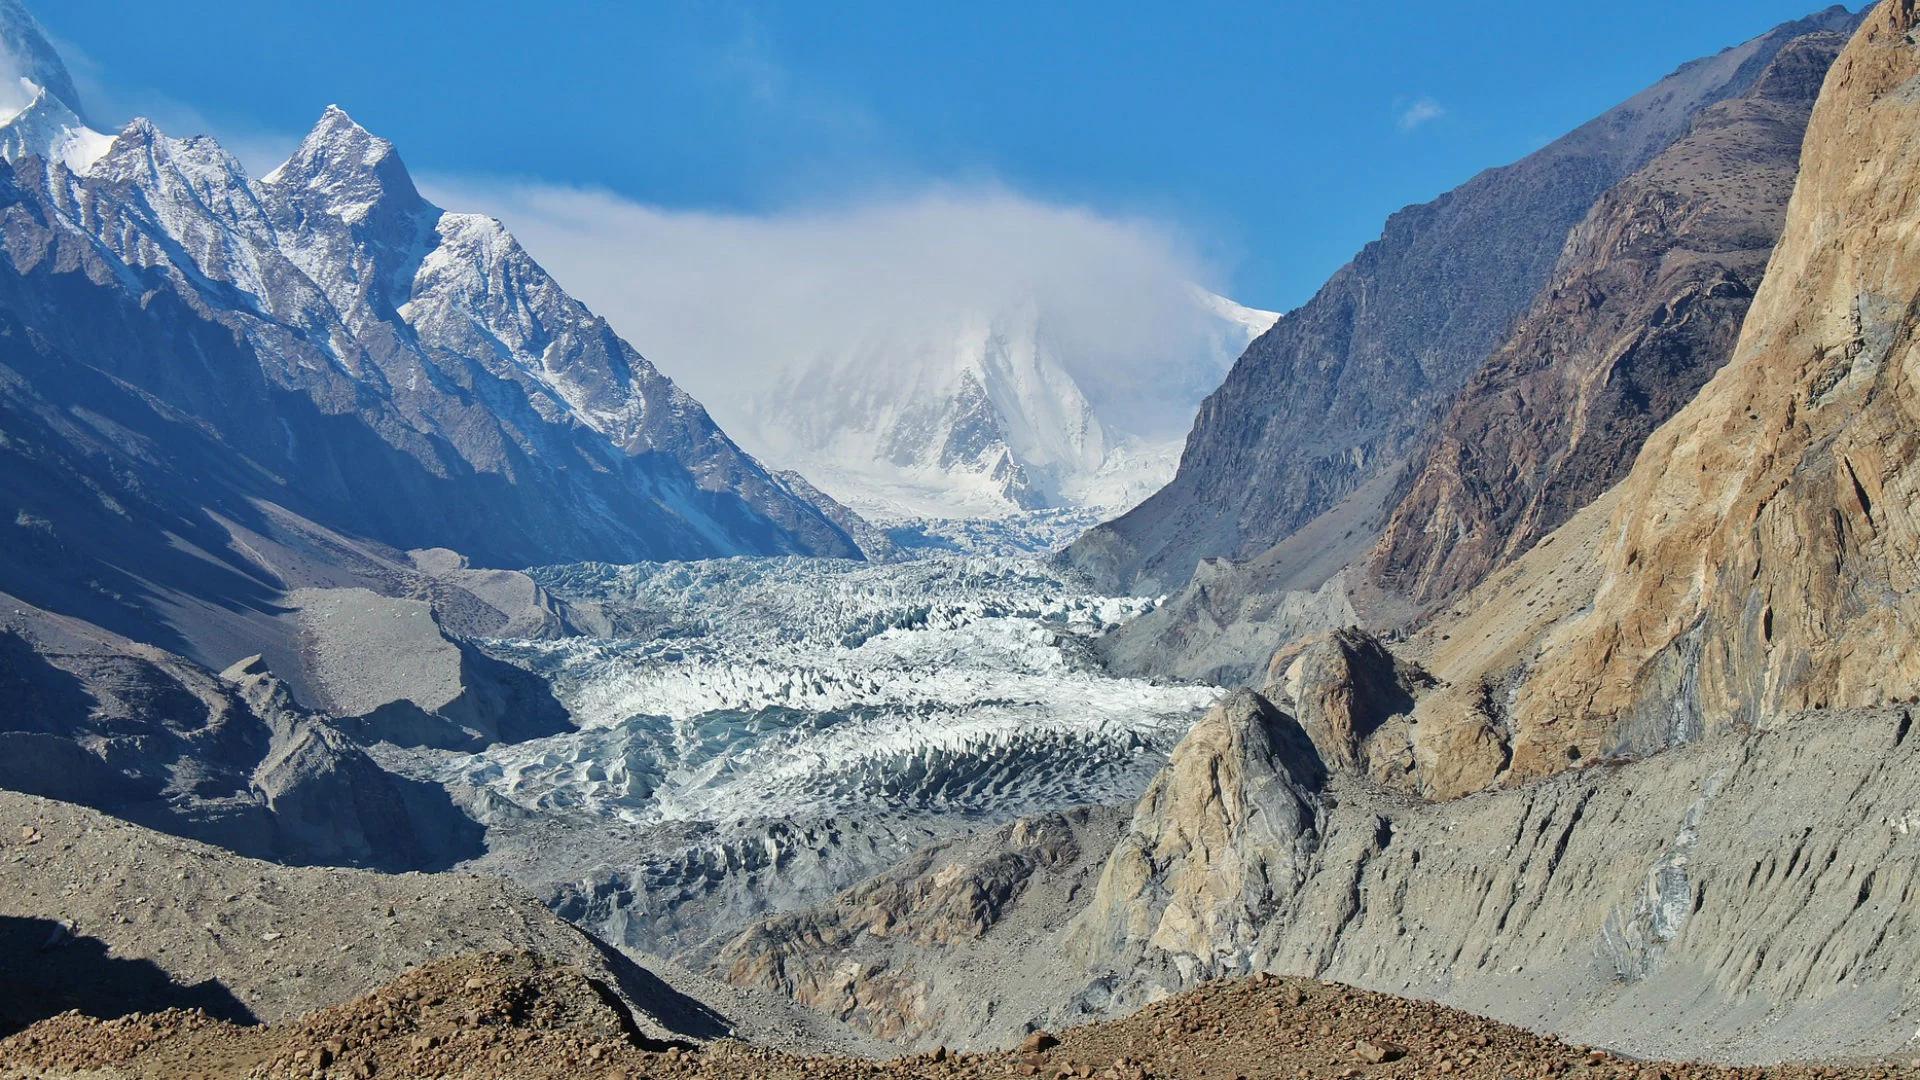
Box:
(0, 83, 109, 171)
(264, 105, 427, 224)
(0, 0, 87, 126)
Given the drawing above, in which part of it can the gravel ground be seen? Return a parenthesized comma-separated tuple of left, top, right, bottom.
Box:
(4, 955, 1916, 1080)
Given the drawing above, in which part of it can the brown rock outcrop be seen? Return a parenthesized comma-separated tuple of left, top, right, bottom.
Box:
(1463, 0, 1920, 779)
(1369, 29, 1849, 615)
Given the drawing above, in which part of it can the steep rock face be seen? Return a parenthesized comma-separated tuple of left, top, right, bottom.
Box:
(1265, 628, 1440, 792)
(1368, 30, 1848, 615)
(1069, 694, 1920, 1064)
(1065, 692, 1325, 984)
(1064, 6, 1863, 597)
(1470, 0, 1920, 780)
(0, 8, 863, 714)
(1083, 15, 1857, 690)
(19, 106, 857, 568)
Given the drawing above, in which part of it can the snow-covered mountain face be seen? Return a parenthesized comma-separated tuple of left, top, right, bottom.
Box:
(0, 5, 860, 579)
(0, 0, 87, 126)
(727, 290, 1277, 531)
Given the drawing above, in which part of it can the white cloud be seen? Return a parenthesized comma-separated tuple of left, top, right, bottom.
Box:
(1396, 97, 1447, 132)
(419, 179, 1239, 442)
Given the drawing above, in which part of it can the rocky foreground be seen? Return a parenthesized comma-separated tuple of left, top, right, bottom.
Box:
(2, 954, 1914, 1080)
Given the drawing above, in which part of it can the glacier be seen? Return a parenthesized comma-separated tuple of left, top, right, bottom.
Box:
(378, 554, 1219, 957)
(407, 556, 1216, 826)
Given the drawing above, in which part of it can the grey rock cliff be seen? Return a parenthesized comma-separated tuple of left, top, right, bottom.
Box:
(1063, 6, 1863, 600)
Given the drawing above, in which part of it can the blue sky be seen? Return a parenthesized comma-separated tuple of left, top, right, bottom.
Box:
(40, 0, 1853, 311)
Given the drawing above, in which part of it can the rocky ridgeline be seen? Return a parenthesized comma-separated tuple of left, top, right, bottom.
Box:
(714, 680, 1920, 1062)
(1082, 11, 1862, 689)
(1367, 27, 1849, 616)
(1064, 6, 1863, 600)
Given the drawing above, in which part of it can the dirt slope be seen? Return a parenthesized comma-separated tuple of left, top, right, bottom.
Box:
(0, 790, 722, 1044)
(5, 955, 1915, 1080)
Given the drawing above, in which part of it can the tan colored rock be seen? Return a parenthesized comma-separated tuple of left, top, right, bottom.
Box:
(1265, 627, 1493, 796)
(1066, 692, 1324, 978)
(1437, 0, 1920, 780)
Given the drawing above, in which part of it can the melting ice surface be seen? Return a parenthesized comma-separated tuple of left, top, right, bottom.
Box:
(424, 555, 1218, 829)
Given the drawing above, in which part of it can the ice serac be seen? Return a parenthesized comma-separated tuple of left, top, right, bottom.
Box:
(1460, 0, 1920, 779)
(1062, 5, 1865, 597)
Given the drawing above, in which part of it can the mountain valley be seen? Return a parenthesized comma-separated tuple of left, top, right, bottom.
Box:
(5, 1, 1920, 1077)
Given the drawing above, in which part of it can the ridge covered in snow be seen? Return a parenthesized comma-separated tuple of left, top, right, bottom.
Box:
(0, 7, 861, 564)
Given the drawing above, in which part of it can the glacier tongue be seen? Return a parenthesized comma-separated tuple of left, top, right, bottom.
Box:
(408, 555, 1218, 828)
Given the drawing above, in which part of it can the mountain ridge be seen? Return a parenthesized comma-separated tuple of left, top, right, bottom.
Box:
(1062, 3, 1866, 597)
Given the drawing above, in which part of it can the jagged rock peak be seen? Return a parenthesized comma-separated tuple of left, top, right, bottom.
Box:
(1068, 690, 1325, 982)
(263, 104, 427, 220)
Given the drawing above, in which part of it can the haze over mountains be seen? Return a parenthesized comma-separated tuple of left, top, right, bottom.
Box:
(461, 184, 1279, 531)
(9, 2, 1920, 1078)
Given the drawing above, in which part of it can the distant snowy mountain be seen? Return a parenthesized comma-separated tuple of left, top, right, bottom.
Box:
(0, 5, 859, 574)
(722, 288, 1277, 523)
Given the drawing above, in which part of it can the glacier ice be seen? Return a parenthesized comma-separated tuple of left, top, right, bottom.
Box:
(409, 555, 1218, 829)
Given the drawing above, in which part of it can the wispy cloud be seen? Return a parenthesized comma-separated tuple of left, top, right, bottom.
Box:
(419, 178, 1236, 442)
(1395, 96, 1447, 132)
(704, 10, 881, 154)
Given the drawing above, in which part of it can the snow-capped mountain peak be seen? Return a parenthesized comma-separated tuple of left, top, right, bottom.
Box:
(1193, 286, 1283, 343)
(0, 84, 109, 172)
(0, 14, 862, 564)
(0, 1, 111, 174)
(723, 287, 1277, 527)
(262, 105, 425, 222)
